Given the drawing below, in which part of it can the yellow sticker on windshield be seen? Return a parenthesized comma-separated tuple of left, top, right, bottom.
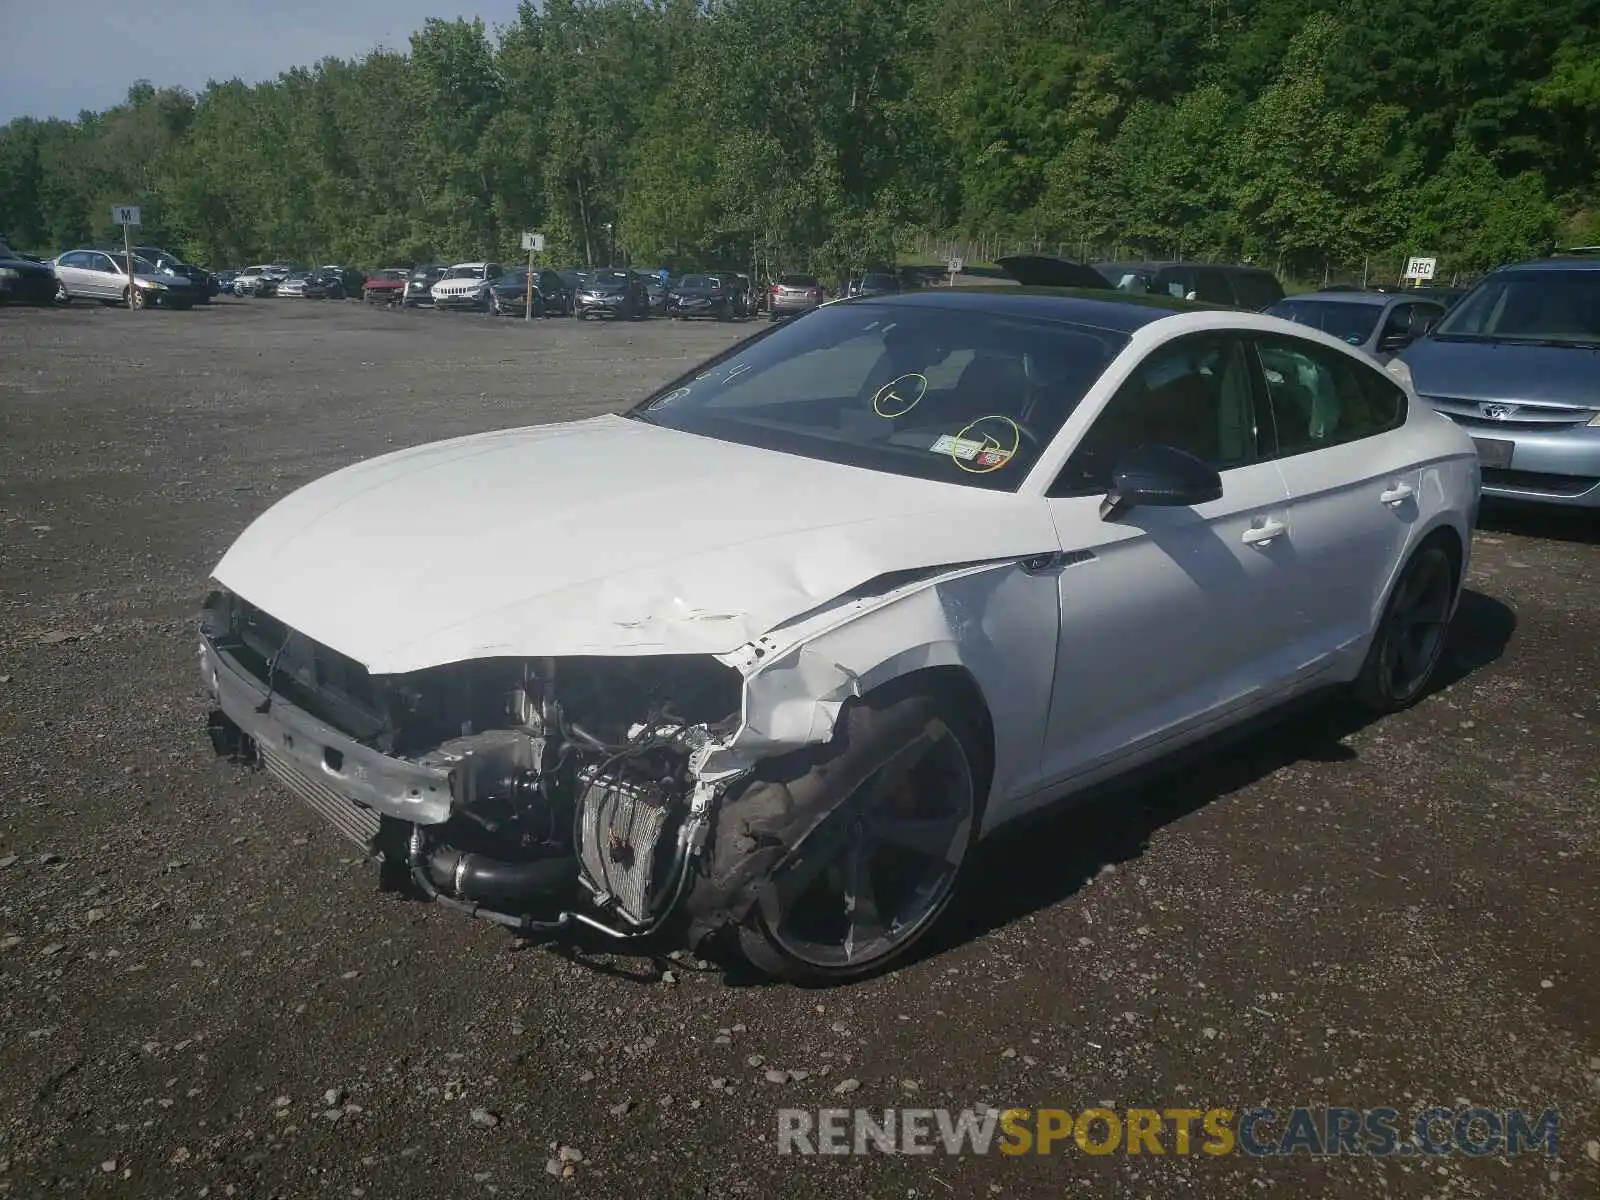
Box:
(951, 415, 1022, 474)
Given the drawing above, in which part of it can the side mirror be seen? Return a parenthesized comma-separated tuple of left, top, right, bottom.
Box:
(1378, 331, 1413, 352)
(1100, 443, 1223, 521)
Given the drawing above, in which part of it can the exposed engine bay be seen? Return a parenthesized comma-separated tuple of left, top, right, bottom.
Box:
(200, 589, 746, 937)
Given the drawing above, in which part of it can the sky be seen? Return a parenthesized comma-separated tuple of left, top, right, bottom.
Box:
(1, 0, 525, 122)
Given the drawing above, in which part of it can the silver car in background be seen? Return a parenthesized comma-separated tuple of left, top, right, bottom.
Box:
(1394, 255, 1600, 509)
(1266, 291, 1446, 364)
(50, 249, 197, 309)
(768, 272, 825, 320)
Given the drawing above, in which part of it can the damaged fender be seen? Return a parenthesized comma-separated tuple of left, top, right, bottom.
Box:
(684, 558, 1060, 944)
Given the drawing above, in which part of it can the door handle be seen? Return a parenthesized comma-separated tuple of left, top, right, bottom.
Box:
(1380, 482, 1415, 506)
(1241, 518, 1285, 546)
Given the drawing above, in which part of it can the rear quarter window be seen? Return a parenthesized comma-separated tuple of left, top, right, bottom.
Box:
(1231, 272, 1285, 310)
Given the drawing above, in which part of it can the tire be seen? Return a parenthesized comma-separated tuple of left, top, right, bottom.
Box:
(125, 286, 146, 311)
(53, 279, 70, 306)
(1352, 538, 1458, 713)
(711, 680, 988, 984)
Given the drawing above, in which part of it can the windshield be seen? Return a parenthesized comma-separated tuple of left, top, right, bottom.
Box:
(442, 266, 483, 280)
(586, 270, 631, 289)
(629, 302, 1126, 492)
(861, 273, 897, 289)
(497, 269, 528, 285)
(678, 275, 714, 290)
(1434, 270, 1600, 346)
(777, 274, 818, 288)
(1266, 299, 1383, 345)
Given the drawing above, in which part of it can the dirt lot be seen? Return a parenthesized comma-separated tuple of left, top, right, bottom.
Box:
(1, 298, 1597, 1198)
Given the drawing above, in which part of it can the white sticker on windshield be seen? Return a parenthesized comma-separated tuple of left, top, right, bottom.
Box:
(929, 434, 987, 461)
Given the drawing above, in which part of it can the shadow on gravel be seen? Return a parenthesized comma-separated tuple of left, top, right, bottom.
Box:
(1476, 499, 1600, 546)
(918, 587, 1517, 965)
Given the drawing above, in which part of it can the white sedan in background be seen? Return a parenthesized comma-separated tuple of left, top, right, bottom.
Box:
(199, 289, 1480, 982)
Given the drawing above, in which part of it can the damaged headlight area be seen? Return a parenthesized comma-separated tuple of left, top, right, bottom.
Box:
(199, 589, 743, 937)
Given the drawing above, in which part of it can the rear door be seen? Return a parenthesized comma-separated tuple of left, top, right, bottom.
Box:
(1252, 332, 1419, 667)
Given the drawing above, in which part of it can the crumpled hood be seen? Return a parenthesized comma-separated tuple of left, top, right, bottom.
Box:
(1401, 337, 1600, 405)
(212, 414, 1060, 673)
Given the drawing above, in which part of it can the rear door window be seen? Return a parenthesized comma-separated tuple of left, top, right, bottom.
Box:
(1254, 335, 1407, 455)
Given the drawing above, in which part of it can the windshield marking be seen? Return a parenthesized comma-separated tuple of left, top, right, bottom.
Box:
(872, 373, 928, 418)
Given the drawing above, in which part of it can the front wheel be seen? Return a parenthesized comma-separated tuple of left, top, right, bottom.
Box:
(53, 279, 70, 306)
(721, 683, 985, 984)
(1352, 540, 1457, 712)
(124, 286, 147, 310)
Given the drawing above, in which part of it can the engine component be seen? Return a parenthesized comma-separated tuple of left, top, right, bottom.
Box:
(576, 767, 674, 925)
(420, 841, 576, 904)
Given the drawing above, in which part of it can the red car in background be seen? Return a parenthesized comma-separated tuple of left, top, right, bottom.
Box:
(363, 268, 410, 305)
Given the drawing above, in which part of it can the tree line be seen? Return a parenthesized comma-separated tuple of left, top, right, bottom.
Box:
(0, 0, 1595, 283)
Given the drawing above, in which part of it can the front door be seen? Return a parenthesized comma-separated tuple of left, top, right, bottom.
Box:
(1038, 332, 1301, 789)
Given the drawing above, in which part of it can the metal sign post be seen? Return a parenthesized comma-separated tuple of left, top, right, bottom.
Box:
(947, 256, 963, 287)
(520, 231, 545, 320)
(112, 205, 141, 309)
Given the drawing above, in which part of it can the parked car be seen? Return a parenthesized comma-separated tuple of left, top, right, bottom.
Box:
(643, 275, 668, 315)
(1265, 291, 1446, 364)
(574, 268, 649, 319)
(363, 268, 410, 305)
(0, 236, 59, 304)
(487, 267, 573, 317)
(403, 264, 447, 307)
(768, 272, 825, 320)
(234, 264, 292, 298)
(1092, 261, 1285, 310)
(200, 287, 1477, 982)
(668, 273, 741, 321)
(430, 262, 505, 311)
(50, 249, 197, 309)
(1393, 255, 1600, 509)
(1405, 285, 1470, 310)
(213, 269, 238, 294)
(321, 265, 365, 297)
(132, 246, 215, 301)
(847, 270, 902, 298)
(279, 268, 347, 299)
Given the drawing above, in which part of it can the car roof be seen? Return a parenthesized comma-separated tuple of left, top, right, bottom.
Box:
(1277, 291, 1395, 307)
(843, 286, 1218, 332)
(1096, 260, 1276, 276)
(1492, 256, 1600, 273)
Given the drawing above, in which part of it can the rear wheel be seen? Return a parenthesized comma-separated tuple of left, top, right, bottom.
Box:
(53, 279, 70, 306)
(1353, 540, 1457, 712)
(731, 684, 985, 983)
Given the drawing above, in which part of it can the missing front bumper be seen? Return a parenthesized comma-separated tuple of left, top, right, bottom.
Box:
(199, 634, 454, 827)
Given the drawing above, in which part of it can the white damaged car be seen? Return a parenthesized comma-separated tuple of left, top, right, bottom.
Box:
(200, 289, 1479, 981)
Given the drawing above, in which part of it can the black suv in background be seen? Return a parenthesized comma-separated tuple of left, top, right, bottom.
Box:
(1092, 260, 1285, 310)
(132, 246, 216, 300)
(668, 273, 743, 320)
(403, 264, 446, 307)
(488, 267, 574, 316)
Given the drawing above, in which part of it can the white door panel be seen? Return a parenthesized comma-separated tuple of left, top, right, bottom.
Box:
(1255, 335, 1420, 666)
(1040, 458, 1297, 787)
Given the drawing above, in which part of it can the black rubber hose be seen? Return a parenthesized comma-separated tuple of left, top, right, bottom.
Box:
(423, 846, 577, 905)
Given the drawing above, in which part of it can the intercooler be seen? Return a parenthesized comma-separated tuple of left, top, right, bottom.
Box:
(576, 768, 673, 925)
(257, 742, 381, 848)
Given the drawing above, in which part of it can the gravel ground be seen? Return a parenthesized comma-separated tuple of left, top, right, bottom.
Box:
(1, 298, 1597, 1198)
